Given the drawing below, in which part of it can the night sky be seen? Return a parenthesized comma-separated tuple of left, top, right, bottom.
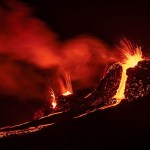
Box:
(21, 0, 150, 50)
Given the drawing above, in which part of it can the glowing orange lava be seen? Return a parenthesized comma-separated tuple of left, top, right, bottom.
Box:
(114, 47, 143, 104)
(62, 90, 72, 96)
(59, 71, 73, 96)
(100, 42, 143, 110)
(52, 101, 57, 109)
(49, 89, 57, 109)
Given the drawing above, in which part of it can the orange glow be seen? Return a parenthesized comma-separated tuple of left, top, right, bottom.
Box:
(100, 41, 143, 109)
(62, 90, 72, 96)
(52, 101, 57, 109)
(113, 43, 143, 108)
(58, 71, 73, 96)
(114, 47, 143, 102)
(49, 89, 57, 109)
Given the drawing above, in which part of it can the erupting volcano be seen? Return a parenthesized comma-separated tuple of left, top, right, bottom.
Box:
(0, 1, 150, 143)
(0, 39, 149, 138)
(114, 41, 143, 100)
(101, 40, 143, 109)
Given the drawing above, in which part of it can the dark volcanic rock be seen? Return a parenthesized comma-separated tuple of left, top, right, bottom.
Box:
(56, 94, 81, 112)
(50, 63, 123, 113)
(41, 63, 122, 113)
(125, 60, 150, 101)
(86, 63, 122, 107)
(54, 63, 122, 112)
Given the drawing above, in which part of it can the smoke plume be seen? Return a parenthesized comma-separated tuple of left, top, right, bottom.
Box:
(0, 0, 120, 101)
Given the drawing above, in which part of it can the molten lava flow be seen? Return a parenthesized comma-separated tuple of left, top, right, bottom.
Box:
(100, 45, 143, 110)
(49, 89, 57, 109)
(64, 71, 73, 94)
(113, 47, 143, 105)
(52, 101, 57, 109)
(62, 90, 72, 96)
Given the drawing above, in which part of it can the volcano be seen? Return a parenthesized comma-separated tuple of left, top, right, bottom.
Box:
(1, 1, 150, 149)
(0, 44, 150, 149)
(0, 56, 149, 139)
(0, 60, 150, 150)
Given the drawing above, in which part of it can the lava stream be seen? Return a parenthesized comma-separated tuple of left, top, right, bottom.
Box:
(114, 47, 143, 103)
(100, 46, 143, 109)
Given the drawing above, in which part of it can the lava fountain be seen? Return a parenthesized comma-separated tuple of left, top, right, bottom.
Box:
(100, 40, 143, 109)
(59, 71, 73, 96)
(114, 42, 143, 104)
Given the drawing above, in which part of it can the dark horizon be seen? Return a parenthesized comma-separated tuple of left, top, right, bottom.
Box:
(20, 0, 150, 50)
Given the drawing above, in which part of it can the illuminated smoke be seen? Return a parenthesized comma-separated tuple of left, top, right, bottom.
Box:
(0, 0, 120, 101)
